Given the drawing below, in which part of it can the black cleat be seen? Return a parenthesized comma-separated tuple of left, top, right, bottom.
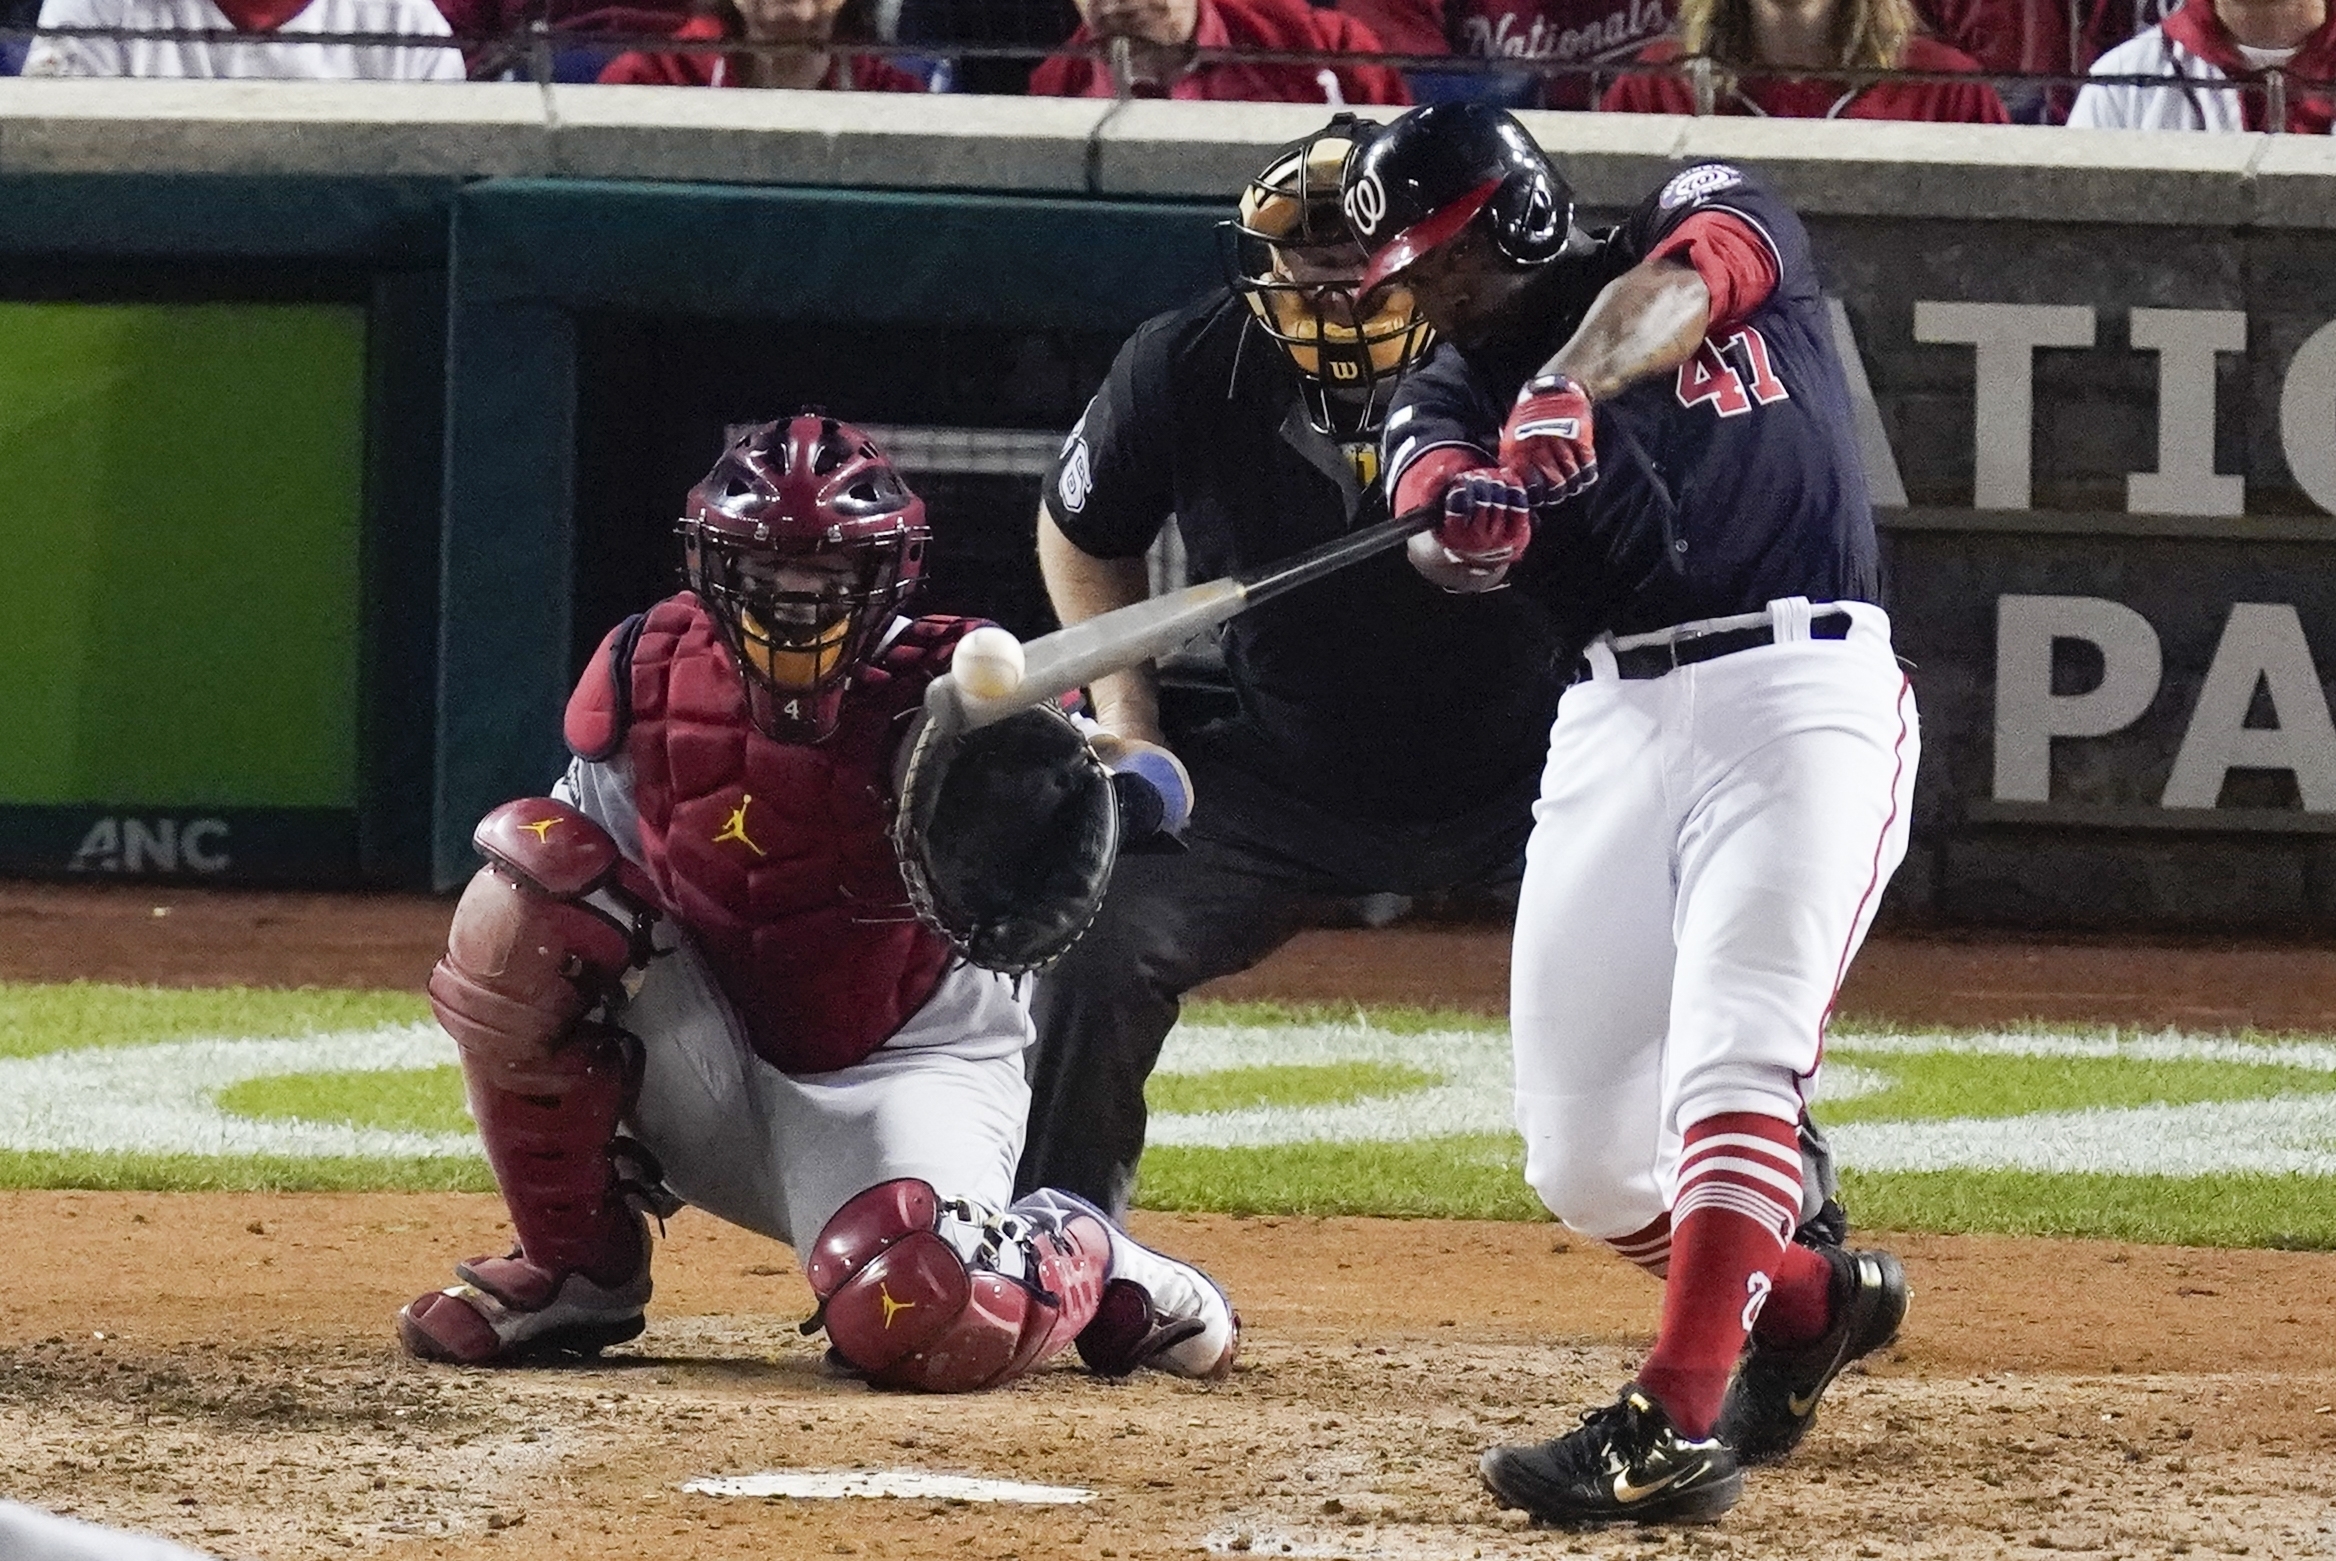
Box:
(1716, 1245, 1908, 1465)
(1480, 1385, 1743, 1526)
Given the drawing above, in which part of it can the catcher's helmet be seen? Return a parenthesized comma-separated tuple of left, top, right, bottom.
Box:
(1344, 104, 1575, 297)
(678, 414, 929, 743)
(1221, 114, 1436, 443)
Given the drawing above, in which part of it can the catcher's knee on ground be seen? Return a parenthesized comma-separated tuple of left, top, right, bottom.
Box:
(804, 1181, 1236, 1391)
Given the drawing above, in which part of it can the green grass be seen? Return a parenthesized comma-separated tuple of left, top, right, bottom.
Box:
(1147, 1061, 1440, 1115)
(5, 982, 2336, 1250)
(1137, 1137, 1545, 1222)
(0, 1151, 493, 1194)
(215, 1065, 470, 1135)
(1178, 999, 1505, 1034)
(1135, 1148, 2336, 1248)
(0, 981, 428, 1059)
(1823, 1049, 2336, 1123)
(1838, 1169, 2336, 1250)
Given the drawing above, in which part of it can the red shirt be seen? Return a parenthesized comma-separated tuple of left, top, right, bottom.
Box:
(597, 12, 928, 86)
(1028, 0, 1410, 103)
(1602, 33, 2013, 119)
(1913, 0, 2070, 75)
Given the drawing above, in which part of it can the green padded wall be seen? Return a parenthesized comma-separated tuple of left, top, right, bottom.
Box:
(0, 302, 366, 810)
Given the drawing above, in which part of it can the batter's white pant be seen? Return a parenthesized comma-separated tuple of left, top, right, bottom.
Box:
(1510, 599, 1918, 1241)
(619, 922, 1032, 1250)
(0, 1504, 215, 1561)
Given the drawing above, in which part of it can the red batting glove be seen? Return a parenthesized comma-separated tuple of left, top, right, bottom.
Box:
(1499, 373, 1597, 505)
(1437, 466, 1533, 570)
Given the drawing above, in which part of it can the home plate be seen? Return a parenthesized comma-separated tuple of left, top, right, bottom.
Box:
(684, 1469, 1096, 1504)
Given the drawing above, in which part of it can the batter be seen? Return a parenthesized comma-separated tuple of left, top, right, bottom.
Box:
(1347, 106, 1917, 1523)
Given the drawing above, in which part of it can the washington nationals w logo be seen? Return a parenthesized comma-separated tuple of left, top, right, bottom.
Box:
(1344, 171, 1388, 240)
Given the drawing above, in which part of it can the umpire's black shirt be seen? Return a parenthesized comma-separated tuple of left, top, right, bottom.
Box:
(1045, 291, 1570, 824)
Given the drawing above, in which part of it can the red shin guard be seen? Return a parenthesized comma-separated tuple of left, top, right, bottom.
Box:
(1637, 1112, 1802, 1439)
(465, 1024, 641, 1285)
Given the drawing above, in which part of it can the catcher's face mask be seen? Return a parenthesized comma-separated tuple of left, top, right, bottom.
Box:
(729, 553, 870, 691)
(1222, 116, 1436, 445)
(680, 414, 930, 743)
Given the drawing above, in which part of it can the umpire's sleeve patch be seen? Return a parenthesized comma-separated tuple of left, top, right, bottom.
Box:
(1057, 431, 1093, 514)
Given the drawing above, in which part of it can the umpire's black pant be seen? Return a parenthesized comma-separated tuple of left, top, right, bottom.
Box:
(1014, 724, 1540, 1218)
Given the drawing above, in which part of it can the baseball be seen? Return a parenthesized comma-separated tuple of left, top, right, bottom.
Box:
(954, 625, 1026, 700)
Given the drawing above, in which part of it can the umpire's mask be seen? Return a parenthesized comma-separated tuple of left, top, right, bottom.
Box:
(1221, 115, 1437, 449)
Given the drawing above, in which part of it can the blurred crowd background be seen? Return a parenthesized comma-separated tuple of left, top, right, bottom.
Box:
(0, 0, 2327, 133)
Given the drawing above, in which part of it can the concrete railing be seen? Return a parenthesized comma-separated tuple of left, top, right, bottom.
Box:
(2, 78, 2333, 225)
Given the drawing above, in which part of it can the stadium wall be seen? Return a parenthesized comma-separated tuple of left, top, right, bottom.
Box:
(0, 83, 2332, 930)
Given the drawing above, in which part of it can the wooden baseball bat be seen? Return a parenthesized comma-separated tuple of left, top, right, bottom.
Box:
(926, 506, 1442, 734)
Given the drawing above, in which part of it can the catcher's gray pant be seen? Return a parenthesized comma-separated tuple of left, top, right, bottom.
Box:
(0, 1504, 215, 1561)
(621, 921, 1032, 1250)
(1016, 730, 1541, 1219)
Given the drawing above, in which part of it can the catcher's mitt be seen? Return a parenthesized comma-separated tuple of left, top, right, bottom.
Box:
(893, 701, 1119, 974)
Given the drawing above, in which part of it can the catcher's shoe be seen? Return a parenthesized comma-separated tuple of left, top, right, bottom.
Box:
(1480, 1386, 1742, 1527)
(1074, 1231, 1239, 1380)
(399, 1231, 652, 1366)
(1716, 1245, 1908, 1465)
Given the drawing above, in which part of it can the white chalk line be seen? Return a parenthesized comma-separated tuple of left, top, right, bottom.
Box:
(0, 1021, 2330, 1176)
(0, 1023, 472, 1158)
(684, 1470, 1093, 1504)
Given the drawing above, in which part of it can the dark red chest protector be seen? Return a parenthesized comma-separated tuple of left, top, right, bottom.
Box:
(565, 595, 973, 1076)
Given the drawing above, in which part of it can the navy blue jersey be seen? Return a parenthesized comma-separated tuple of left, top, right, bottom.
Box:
(1385, 162, 1880, 637)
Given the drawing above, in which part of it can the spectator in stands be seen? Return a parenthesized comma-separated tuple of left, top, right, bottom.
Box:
(1601, 0, 2012, 116)
(23, 0, 462, 72)
(598, 0, 925, 85)
(1028, 0, 1411, 101)
(1346, 0, 1670, 108)
(2069, 0, 2331, 127)
(1911, 0, 2059, 78)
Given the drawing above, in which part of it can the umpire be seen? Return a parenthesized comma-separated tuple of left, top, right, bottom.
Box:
(1014, 117, 1576, 1216)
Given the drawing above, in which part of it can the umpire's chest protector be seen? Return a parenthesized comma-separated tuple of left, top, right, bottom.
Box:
(566, 596, 954, 1076)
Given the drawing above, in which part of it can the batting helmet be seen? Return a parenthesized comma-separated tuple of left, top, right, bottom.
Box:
(1220, 114, 1436, 442)
(1343, 104, 1578, 297)
(678, 414, 929, 743)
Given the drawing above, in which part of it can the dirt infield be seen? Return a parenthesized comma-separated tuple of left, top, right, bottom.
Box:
(5, 881, 2336, 1559)
(7, 1193, 2335, 1561)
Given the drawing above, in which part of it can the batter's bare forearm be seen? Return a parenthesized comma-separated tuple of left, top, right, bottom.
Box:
(1541, 258, 1712, 401)
(1036, 505, 1165, 743)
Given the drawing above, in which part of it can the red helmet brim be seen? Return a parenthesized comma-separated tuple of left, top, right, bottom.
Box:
(1358, 177, 1502, 296)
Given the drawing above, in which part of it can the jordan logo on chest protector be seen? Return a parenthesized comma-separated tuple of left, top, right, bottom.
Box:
(713, 795, 766, 857)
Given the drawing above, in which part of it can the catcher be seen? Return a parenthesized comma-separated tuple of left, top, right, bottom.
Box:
(397, 413, 1238, 1392)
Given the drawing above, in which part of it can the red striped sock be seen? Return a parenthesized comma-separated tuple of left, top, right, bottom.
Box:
(1636, 1112, 1803, 1439)
(1605, 1213, 1672, 1278)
